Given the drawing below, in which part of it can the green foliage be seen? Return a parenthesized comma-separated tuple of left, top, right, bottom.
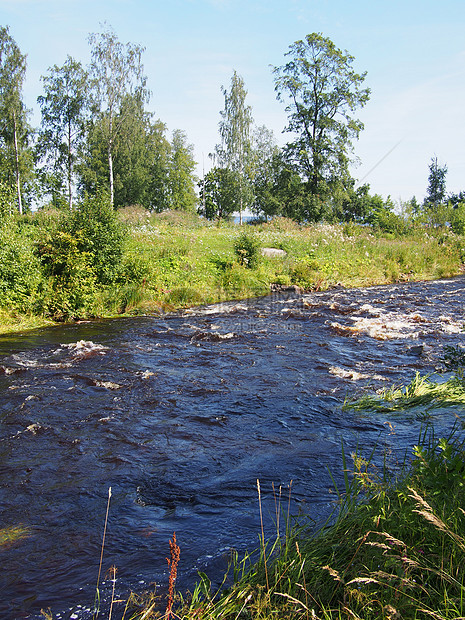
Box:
(0, 179, 15, 219)
(450, 203, 465, 235)
(0, 222, 43, 313)
(234, 231, 261, 268)
(34, 191, 124, 319)
(36, 56, 88, 209)
(198, 167, 238, 220)
(67, 191, 125, 283)
(168, 129, 197, 211)
(88, 24, 149, 206)
(344, 372, 465, 413)
(273, 33, 370, 209)
(216, 70, 254, 221)
(0, 26, 33, 215)
(424, 156, 448, 208)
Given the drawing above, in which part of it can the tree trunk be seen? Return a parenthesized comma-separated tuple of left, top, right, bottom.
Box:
(108, 114, 114, 206)
(239, 175, 243, 225)
(12, 111, 23, 216)
(67, 118, 73, 210)
(108, 148, 114, 206)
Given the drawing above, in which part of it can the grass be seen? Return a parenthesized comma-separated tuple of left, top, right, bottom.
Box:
(164, 424, 465, 620)
(1, 214, 464, 333)
(0, 308, 54, 334)
(0, 524, 31, 547)
(343, 372, 465, 413)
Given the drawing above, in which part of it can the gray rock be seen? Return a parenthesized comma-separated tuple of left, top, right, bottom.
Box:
(261, 247, 287, 258)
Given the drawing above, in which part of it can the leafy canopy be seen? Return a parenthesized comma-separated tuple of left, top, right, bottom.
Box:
(273, 33, 370, 198)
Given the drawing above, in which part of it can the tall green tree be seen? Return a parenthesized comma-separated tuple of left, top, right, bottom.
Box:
(37, 56, 88, 209)
(216, 71, 253, 224)
(0, 26, 31, 214)
(88, 24, 149, 207)
(250, 124, 279, 217)
(198, 167, 238, 220)
(81, 95, 173, 211)
(424, 156, 447, 208)
(273, 33, 370, 216)
(168, 129, 197, 211)
(145, 119, 171, 212)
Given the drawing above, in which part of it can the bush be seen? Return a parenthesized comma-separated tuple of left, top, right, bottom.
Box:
(0, 181, 16, 221)
(34, 191, 125, 319)
(67, 191, 125, 284)
(36, 229, 98, 319)
(450, 204, 465, 235)
(234, 232, 261, 268)
(0, 224, 44, 313)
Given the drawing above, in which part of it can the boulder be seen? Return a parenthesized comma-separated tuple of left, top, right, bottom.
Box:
(261, 247, 287, 258)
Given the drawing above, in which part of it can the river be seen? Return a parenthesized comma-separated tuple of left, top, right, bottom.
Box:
(1, 276, 465, 619)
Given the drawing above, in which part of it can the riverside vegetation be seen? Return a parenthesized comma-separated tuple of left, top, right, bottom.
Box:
(1, 200, 465, 334)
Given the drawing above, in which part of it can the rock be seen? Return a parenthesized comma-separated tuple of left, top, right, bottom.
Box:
(261, 247, 287, 258)
(406, 344, 424, 356)
(270, 283, 302, 294)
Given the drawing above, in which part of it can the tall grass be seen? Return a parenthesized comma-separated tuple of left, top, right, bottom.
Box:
(170, 424, 465, 620)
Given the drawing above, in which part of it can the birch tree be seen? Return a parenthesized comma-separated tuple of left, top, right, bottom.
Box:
(88, 24, 149, 207)
(216, 71, 253, 224)
(0, 26, 29, 214)
(37, 56, 88, 209)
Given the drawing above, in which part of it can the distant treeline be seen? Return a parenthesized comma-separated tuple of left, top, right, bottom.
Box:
(0, 25, 464, 227)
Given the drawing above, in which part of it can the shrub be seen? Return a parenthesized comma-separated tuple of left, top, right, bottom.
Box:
(67, 191, 125, 284)
(0, 224, 44, 313)
(34, 191, 125, 319)
(36, 230, 98, 319)
(234, 232, 261, 268)
(450, 204, 465, 235)
(0, 181, 16, 221)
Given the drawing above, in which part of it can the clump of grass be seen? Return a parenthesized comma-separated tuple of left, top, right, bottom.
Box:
(172, 426, 465, 620)
(0, 524, 31, 547)
(343, 372, 465, 413)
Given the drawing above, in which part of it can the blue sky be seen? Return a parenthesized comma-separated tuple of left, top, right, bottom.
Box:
(1, 0, 464, 203)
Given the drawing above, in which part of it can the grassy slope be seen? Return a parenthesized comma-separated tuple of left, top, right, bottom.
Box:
(1, 213, 464, 334)
(100, 214, 464, 318)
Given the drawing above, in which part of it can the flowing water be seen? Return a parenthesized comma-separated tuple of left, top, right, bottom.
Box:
(1, 277, 465, 619)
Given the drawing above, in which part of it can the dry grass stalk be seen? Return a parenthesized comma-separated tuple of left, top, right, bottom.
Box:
(373, 531, 406, 549)
(256, 479, 269, 591)
(94, 486, 112, 619)
(322, 565, 343, 583)
(408, 487, 434, 512)
(108, 566, 117, 620)
(417, 609, 448, 619)
(165, 532, 181, 620)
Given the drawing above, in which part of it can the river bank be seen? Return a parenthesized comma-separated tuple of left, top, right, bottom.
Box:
(1, 211, 464, 336)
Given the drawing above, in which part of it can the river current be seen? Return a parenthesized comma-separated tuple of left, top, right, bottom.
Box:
(1, 277, 465, 619)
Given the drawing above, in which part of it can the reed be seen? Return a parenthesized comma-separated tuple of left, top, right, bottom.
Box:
(94, 486, 112, 619)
